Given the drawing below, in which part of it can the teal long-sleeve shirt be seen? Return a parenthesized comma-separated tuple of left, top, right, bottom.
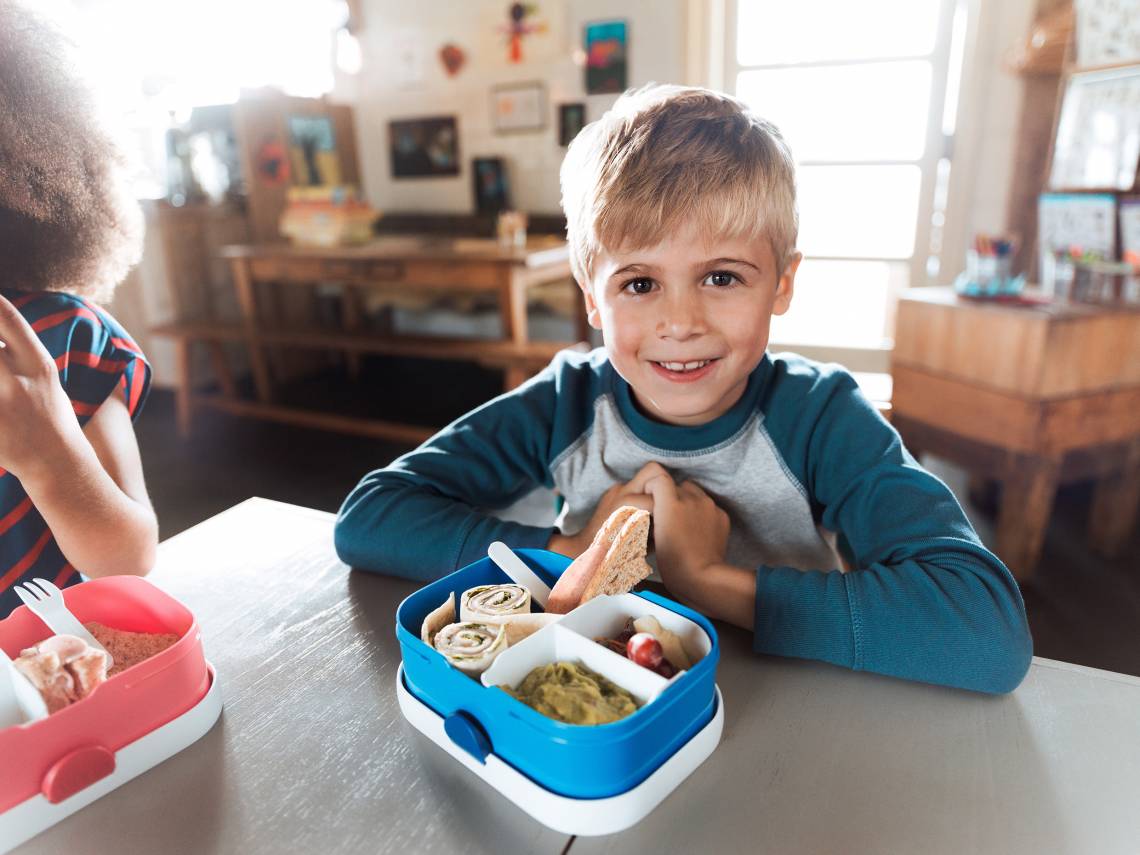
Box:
(336, 348, 1032, 694)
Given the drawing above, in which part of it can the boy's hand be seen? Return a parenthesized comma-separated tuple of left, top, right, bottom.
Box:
(0, 294, 82, 481)
(548, 461, 668, 557)
(644, 468, 730, 605)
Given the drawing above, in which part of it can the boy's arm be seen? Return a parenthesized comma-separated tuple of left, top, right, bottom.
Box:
(335, 369, 563, 581)
(746, 372, 1033, 694)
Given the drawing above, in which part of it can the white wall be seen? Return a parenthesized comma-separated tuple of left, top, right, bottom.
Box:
(339, 0, 687, 215)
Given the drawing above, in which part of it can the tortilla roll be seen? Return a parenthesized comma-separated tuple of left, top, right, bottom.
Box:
(421, 594, 456, 645)
(499, 612, 561, 645)
(432, 622, 508, 676)
(460, 584, 532, 623)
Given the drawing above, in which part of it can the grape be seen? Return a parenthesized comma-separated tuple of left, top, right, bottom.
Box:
(626, 633, 664, 669)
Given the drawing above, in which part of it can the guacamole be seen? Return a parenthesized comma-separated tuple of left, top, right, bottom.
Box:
(501, 661, 639, 725)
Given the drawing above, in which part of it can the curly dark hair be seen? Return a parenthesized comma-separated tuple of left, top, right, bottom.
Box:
(0, 0, 142, 302)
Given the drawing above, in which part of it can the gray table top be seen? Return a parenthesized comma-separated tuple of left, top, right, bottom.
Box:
(17, 498, 1140, 854)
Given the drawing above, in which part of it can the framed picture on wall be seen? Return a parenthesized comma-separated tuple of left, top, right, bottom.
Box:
(584, 20, 628, 95)
(389, 115, 460, 178)
(1048, 66, 1140, 191)
(558, 103, 586, 147)
(491, 82, 546, 133)
(288, 115, 339, 186)
(472, 157, 511, 214)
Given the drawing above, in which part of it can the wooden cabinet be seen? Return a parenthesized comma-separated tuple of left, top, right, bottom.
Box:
(891, 287, 1140, 578)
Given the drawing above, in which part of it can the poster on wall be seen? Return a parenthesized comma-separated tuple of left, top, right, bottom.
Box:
(288, 116, 339, 186)
(1121, 200, 1140, 265)
(472, 157, 511, 214)
(389, 116, 460, 178)
(1038, 193, 1117, 257)
(1049, 67, 1140, 191)
(584, 20, 628, 95)
(1075, 0, 1140, 66)
(558, 103, 586, 147)
(492, 82, 546, 133)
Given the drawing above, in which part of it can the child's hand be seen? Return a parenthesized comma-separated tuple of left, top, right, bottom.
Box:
(548, 461, 667, 557)
(0, 294, 81, 481)
(644, 468, 730, 605)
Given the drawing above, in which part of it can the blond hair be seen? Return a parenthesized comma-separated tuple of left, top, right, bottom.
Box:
(560, 84, 798, 285)
(0, 0, 143, 302)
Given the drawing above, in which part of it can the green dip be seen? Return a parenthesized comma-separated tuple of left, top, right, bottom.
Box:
(501, 661, 639, 725)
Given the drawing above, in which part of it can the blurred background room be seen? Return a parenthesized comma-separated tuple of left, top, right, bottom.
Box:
(36, 0, 1140, 673)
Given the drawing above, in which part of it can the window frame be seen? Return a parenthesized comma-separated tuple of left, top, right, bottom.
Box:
(721, 0, 964, 368)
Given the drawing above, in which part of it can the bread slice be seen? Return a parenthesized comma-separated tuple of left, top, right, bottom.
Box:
(579, 508, 652, 602)
(548, 505, 652, 613)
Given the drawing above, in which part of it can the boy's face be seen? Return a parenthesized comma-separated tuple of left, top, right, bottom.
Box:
(581, 222, 800, 426)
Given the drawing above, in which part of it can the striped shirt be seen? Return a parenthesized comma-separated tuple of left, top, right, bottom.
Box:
(0, 289, 150, 618)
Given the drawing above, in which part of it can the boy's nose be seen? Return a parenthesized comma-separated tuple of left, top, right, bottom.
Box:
(656, 289, 706, 340)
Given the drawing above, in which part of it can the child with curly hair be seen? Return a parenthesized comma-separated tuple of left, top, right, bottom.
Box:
(0, 0, 158, 617)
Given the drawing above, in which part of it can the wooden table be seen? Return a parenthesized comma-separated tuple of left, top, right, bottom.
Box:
(154, 236, 588, 443)
(891, 287, 1140, 578)
(16, 500, 1140, 854)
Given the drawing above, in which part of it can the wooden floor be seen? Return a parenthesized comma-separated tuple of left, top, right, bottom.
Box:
(135, 367, 1140, 679)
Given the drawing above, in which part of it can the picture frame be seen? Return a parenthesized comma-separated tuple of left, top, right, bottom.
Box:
(288, 115, 339, 186)
(491, 82, 546, 134)
(389, 115, 460, 179)
(558, 103, 586, 147)
(584, 20, 628, 95)
(1038, 192, 1117, 257)
(1074, 0, 1140, 67)
(472, 157, 511, 215)
(1048, 67, 1140, 191)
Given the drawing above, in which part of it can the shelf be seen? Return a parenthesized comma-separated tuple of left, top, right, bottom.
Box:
(151, 321, 585, 370)
(190, 394, 438, 445)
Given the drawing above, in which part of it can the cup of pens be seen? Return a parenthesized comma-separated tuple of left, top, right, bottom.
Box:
(956, 234, 1022, 297)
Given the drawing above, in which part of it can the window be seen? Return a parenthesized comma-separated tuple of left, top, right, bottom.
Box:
(728, 0, 969, 359)
(65, 0, 346, 198)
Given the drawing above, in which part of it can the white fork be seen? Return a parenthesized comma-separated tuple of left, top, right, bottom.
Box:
(14, 578, 114, 669)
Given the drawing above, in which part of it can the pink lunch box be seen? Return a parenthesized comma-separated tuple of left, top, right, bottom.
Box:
(0, 576, 222, 851)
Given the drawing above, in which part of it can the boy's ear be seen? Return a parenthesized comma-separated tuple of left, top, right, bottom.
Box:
(577, 278, 603, 330)
(772, 252, 802, 316)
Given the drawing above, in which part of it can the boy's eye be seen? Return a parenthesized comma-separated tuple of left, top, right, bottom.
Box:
(703, 270, 739, 287)
(622, 277, 655, 295)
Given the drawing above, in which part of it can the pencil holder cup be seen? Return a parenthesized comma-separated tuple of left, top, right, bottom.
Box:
(956, 251, 1022, 297)
(1041, 251, 1075, 300)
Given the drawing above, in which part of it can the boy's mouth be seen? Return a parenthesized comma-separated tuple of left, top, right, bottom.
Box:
(649, 358, 720, 382)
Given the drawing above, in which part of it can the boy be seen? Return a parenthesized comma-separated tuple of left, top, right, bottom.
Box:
(337, 84, 1032, 694)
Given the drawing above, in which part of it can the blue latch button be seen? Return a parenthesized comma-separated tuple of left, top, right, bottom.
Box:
(444, 710, 492, 764)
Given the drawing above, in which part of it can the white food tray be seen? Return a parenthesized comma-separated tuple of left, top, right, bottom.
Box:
(0, 664, 222, 853)
(396, 664, 723, 836)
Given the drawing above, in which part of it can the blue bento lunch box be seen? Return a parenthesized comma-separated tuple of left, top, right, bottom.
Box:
(395, 549, 720, 801)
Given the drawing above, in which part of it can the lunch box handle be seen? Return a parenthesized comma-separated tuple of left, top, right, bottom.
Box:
(444, 711, 492, 764)
(41, 744, 116, 803)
